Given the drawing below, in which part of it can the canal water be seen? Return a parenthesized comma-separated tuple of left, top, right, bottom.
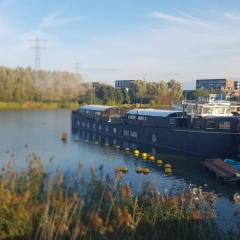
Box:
(0, 109, 239, 230)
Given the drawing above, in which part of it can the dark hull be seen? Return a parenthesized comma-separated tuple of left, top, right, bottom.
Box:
(71, 112, 240, 158)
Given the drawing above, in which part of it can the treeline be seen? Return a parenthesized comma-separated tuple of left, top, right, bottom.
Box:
(0, 66, 82, 102)
(0, 66, 182, 105)
(81, 80, 182, 105)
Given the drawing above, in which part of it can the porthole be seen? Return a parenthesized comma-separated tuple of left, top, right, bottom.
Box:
(98, 124, 102, 131)
(106, 126, 109, 132)
(82, 121, 85, 127)
(152, 134, 157, 143)
(93, 123, 96, 129)
(87, 122, 90, 128)
(113, 127, 117, 134)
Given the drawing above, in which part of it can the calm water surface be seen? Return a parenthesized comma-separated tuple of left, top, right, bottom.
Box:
(0, 110, 239, 229)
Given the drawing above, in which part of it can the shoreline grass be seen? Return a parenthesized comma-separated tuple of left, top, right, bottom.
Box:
(0, 101, 171, 111)
(0, 155, 239, 240)
(0, 101, 80, 110)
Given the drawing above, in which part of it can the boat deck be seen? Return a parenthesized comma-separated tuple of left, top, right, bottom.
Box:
(203, 159, 240, 183)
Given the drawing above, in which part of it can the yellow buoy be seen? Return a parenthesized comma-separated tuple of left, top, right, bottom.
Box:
(136, 167, 143, 174)
(148, 155, 155, 161)
(115, 145, 120, 150)
(114, 166, 121, 172)
(143, 168, 151, 174)
(122, 166, 129, 173)
(125, 147, 130, 152)
(165, 167, 172, 174)
(105, 143, 110, 147)
(142, 153, 148, 159)
(134, 149, 140, 155)
(94, 141, 99, 145)
(156, 160, 163, 165)
(165, 164, 172, 169)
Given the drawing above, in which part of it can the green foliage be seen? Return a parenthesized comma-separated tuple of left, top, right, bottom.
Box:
(0, 66, 82, 102)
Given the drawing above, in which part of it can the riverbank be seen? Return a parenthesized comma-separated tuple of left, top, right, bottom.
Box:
(0, 101, 80, 110)
(0, 101, 171, 110)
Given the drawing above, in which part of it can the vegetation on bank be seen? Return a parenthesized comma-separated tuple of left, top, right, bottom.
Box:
(0, 66, 183, 107)
(0, 154, 240, 240)
(0, 101, 80, 110)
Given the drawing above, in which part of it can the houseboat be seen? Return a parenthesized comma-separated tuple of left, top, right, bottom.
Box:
(71, 105, 240, 158)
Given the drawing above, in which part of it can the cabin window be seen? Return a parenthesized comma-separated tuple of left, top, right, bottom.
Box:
(86, 110, 90, 114)
(123, 130, 129, 136)
(138, 116, 147, 121)
(77, 121, 80, 126)
(206, 121, 216, 129)
(219, 121, 231, 130)
(169, 118, 176, 125)
(130, 131, 138, 138)
(106, 126, 109, 132)
(113, 127, 117, 134)
(128, 115, 136, 120)
(98, 124, 102, 130)
(95, 111, 101, 116)
(152, 134, 157, 143)
(193, 120, 201, 129)
(93, 123, 96, 129)
(87, 123, 90, 128)
(82, 121, 85, 127)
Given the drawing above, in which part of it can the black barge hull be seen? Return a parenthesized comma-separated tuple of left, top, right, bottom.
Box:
(71, 111, 239, 158)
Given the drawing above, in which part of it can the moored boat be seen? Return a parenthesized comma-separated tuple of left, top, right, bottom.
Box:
(71, 105, 240, 158)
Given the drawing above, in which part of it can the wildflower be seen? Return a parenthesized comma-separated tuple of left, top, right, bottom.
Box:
(90, 168, 96, 178)
(121, 184, 132, 200)
(55, 169, 63, 185)
(91, 213, 103, 229)
(107, 225, 114, 233)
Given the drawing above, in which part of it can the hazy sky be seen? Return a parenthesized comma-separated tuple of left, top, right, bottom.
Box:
(0, 0, 240, 88)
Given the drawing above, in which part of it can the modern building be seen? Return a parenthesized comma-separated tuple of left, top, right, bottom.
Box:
(92, 82, 100, 88)
(196, 79, 234, 91)
(115, 80, 136, 91)
(234, 81, 240, 90)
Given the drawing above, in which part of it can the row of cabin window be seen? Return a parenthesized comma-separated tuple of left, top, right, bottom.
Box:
(194, 120, 231, 130)
(123, 130, 138, 137)
(83, 110, 101, 116)
(128, 115, 147, 121)
(81, 121, 117, 133)
(81, 121, 138, 137)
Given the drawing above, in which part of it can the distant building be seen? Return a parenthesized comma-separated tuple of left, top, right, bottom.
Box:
(92, 82, 100, 88)
(234, 81, 240, 90)
(115, 80, 136, 91)
(196, 79, 234, 91)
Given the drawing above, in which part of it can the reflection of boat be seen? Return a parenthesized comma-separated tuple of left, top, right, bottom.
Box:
(71, 105, 240, 158)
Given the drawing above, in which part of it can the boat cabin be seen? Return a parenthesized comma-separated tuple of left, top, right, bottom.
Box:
(126, 109, 186, 128)
(79, 105, 128, 119)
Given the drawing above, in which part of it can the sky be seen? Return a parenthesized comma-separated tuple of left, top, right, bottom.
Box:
(0, 0, 240, 89)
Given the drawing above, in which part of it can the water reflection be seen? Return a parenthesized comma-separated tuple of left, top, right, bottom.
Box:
(0, 110, 239, 230)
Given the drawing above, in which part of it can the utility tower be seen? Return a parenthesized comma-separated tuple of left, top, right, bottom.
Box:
(73, 61, 81, 76)
(29, 38, 47, 85)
